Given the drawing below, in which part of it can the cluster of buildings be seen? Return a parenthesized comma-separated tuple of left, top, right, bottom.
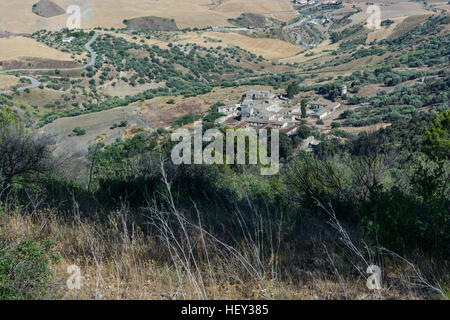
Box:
(216, 90, 341, 135)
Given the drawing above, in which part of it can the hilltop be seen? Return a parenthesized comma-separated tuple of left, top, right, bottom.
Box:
(32, 0, 65, 18)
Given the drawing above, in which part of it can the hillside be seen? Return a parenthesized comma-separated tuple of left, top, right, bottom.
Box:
(0, 0, 449, 302)
(0, 0, 295, 33)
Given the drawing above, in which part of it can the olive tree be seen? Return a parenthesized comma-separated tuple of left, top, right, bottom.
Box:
(0, 126, 52, 193)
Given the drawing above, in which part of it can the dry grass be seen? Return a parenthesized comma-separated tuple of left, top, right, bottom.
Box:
(0, 208, 438, 300)
(0, 209, 442, 300)
(366, 16, 408, 42)
(388, 14, 432, 40)
(0, 74, 19, 90)
(433, 2, 450, 13)
(199, 32, 301, 60)
(339, 1, 430, 30)
(0, 169, 446, 300)
(40, 104, 140, 161)
(0, 0, 68, 34)
(213, 0, 295, 22)
(99, 80, 165, 98)
(0, 0, 295, 33)
(0, 36, 73, 65)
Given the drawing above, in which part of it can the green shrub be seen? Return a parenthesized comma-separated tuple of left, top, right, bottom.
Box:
(71, 127, 86, 136)
(172, 113, 201, 127)
(0, 238, 60, 299)
(363, 188, 448, 254)
(331, 121, 341, 129)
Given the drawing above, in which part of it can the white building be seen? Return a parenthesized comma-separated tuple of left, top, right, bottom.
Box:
(244, 90, 275, 101)
(62, 36, 75, 43)
(217, 104, 239, 115)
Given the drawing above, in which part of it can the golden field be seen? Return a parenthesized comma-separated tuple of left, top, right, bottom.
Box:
(0, 36, 74, 63)
(0, 74, 19, 90)
(0, 0, 295, 33)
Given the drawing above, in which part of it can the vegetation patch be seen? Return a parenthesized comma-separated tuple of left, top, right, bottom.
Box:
(228, 13, 270, 28)
(123, 16, 179, 31)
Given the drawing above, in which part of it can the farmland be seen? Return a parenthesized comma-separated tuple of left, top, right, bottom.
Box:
(0, 36, 75, 69)
(0, 0, 295, 33)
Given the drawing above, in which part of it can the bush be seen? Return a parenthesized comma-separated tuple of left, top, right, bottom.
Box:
(71, 127, 86, 136)
(363, 188, 448, 254)
(331, 121, 341, 129)
(0, 238, 60, 299)
(172, 113, 201, 127)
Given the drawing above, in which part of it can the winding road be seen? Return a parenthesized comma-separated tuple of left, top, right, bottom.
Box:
(324, 13, 334, 40)
(285, 11, 334, 49)
(0, 33, 99, 95)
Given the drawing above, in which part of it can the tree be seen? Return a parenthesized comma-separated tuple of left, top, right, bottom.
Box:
(297, 125, 311, 139)
(425, 110, 449, 160)
(286, 81, 299, 99)
(331, 122, 341, 129)
(0, 106, 16, 128)
(301, 99, 308, 118)
(279, 133, 293, 160)
(0, 127, 51, 192)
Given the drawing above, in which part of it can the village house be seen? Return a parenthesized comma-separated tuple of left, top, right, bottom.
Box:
(307, 101, 341, 119)
(280, 125, 301, 136)
(217, 104, 239, 115)
(243, 90, 275, 101)
(245, 118, 289, 129)
(313, 107, 332, 119)
(62, 36, 75, 43)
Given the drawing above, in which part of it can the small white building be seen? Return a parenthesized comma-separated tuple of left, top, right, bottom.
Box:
(246, 118, 289, 129)
(244, 90, 274, 101)
(309, 102, 341, 119)
(217, 104, 239, 115)
(62, 36, 75, 43)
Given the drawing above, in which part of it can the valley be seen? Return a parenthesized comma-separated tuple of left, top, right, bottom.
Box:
(0, 0, 448, 301)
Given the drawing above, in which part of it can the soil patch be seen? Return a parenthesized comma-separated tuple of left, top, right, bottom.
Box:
(124, 16, 178, 31)
(32, 0, 65, 18)
(1, 57, 81, 70)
